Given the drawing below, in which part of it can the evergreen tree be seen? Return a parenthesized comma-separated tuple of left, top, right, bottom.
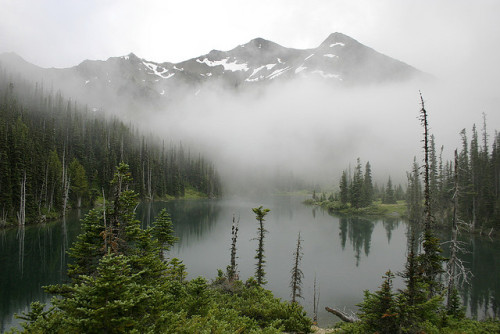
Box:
(52, 254, 166, 333)
(417, 93, 445, 298)
(429, 135, 440, 213)
(253, 206, 270, 285)
(339, 170, 349, 206)
(407, 159, 423, 223)
(151, 208, 178, 261)
(69, 158, 88, 208)
(290, 232, 304, 304)
(382, 176, 396, 204)
(358, 271, 399, 333)
(361, 161, 373, 207)
(349, 158, 364, 208)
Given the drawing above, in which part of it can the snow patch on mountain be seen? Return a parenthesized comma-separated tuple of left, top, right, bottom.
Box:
(197, 57, 249, 72)
(267, 66, 290, 79)
(143, 61, 171, 78)
(329, 42, 345, 47)
(304, 54, 315, 61)
(295, 65, 307, 74)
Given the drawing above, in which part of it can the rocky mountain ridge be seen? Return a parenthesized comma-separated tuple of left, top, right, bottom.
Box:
(0, 33, 427, 112)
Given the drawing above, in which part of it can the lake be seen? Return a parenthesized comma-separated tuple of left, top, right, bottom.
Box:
(1, 196, 499, 331)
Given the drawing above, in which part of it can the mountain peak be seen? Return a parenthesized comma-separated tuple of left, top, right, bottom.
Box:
(126, 52, 140, 60)
(242, 37, 282, 50)
(318, 32, 357, 48)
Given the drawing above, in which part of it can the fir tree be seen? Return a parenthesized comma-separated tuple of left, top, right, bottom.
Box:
(339, 170, 349, 206)
(382, 176, 397, 204)
(361, 161, 373, 207)
(350, 158, 364, 208)
(69, 158, 88, 208)
(253, 206, 270, 285)
(407, 157, 423, 223)
(290, 232, 304, 304)
(358, 271, 399, 333)
(417, 93, 445, 298)
(151, 208, 178, 261)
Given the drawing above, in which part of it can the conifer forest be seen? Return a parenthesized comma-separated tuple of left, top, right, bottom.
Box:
(1, 13, 500, 332)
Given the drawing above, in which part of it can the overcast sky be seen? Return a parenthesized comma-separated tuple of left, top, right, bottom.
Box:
(1, 0, 500, 80)
(1, 0, 499, 186)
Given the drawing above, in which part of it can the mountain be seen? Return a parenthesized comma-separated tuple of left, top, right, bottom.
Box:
(0, 33, 428, 112)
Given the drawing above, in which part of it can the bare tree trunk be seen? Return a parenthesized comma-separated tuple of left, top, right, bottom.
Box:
(148, 159, 152, 200)
(447, 150, 459, 306)
(17, 225, 25, 274)
(17, 171, 26, 226)
(447, 150, 472, 308)
(62, 148, 70, 216)
(313, 274, 320, 325)
(325, 307, 359, 323)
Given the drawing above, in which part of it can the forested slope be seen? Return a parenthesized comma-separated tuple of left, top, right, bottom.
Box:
(0, 69, 221, 226)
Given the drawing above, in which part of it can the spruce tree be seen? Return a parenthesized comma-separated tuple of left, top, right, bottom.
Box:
(416, 93, 445, 298)
(358, 271, 399, 333)
(290, 232, 304, 303)
(151, 208, 178, 261)
(382, 177, 397, 204)
(253, 206, 270, 285)
(361, 161, 373, 207)
(69, 158, 88, 208)
(350, 158, 364, 208)
(339, 170, 349, 206)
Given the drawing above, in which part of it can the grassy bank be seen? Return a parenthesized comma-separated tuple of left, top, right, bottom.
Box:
(305, 199, 407, 218)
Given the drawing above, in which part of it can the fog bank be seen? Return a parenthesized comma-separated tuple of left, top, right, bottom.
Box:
(144, 76, 498, 194)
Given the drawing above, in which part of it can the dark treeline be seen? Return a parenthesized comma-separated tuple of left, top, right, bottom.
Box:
(311, 158, 405, 211)
(407, 121, 500, 231)
(0, 70, 221, 226)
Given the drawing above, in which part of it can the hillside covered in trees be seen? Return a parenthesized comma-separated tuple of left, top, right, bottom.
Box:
(0, 69, 221, 226)
(308, 121, 500, 233)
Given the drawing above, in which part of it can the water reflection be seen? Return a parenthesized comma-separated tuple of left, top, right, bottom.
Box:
(0, 211, 83, 332)
(457, 235, 500, 319)
(382, 218, 401, 243)
(136, 200, 221, 248)
(0, 199, 498, 330)
(338, 217, 375, 266)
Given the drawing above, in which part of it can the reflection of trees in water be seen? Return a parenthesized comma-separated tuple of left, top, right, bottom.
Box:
(0, 213, 82, 332)
(437, 230, 500, 320)
(137, 200, 221, 248)
(382, 218, 401, 243)
(459, 236, 499, 319)
(339, 217, 375, 266)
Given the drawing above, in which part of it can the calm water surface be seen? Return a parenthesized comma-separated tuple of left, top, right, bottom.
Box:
(1, 196, 499, 331)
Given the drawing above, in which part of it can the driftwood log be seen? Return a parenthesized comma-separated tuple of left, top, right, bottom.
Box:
(325, 307, 359, 323)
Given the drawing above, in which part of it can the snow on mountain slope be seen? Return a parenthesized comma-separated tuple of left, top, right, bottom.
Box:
(0, 32, 427, 112)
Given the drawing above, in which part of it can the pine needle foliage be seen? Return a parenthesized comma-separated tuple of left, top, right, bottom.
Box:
(290, 232, 304, 303)
(253, 206, 270, 286)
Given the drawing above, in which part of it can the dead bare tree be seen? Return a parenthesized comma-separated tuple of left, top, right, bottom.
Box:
(61, 147, 71, 216)
(313, 274, 320, 325)
(227, 214, 240, 281)
(325, 307, 359, 323)
(17, 171, 26, 226)
(445, 150, 472, 311)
